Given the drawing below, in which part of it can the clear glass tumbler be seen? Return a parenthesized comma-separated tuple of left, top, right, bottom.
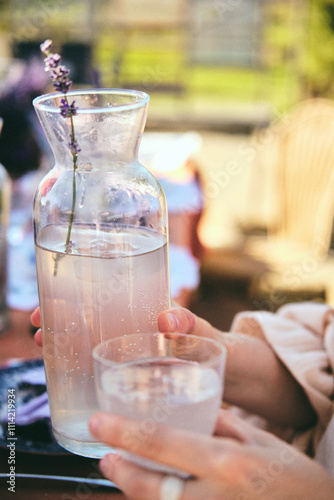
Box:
(93, 332, 226, 476)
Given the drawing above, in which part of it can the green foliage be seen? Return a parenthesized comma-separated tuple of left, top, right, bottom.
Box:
(3, 0, 334, 112)
(302, 0, 334, 96)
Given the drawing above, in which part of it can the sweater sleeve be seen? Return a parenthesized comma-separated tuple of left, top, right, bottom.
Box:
(230, 302, 334, 452)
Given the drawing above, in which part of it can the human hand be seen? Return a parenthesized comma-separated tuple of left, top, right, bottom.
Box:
(30, 304, 315, 428)
(89, 409, 334, 500)
(158, 307, 316, 429)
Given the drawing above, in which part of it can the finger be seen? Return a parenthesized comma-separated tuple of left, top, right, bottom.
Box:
(30, 307, 41, 327)
(34, 329, 42, 347)
(158, 307, 218, 340)
(99, 453, 163, 500)
(89, 413, 238, 480)
(214, 409, 258, 442)
(214, 409, 284, 450)
(99, 453, 220, 500)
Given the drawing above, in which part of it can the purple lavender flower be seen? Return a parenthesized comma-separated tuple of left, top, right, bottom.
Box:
(40, 39, 81, 260)
(44, 53, 61, 70)
(40, 39, 52, 54)
(59, 98, 77, 118)
(40, 40, 71, 96)
(67, 240, 76, 253)
(55, 65, 70, 78)
(40, 39, 80, 158)
(53, 78, 73, 94)
(69, 138, 81, 156)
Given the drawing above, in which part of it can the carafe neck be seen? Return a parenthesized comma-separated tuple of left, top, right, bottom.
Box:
(33, 89, 149, 168)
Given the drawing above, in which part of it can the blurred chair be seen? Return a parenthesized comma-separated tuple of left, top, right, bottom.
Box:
(201, 98, 334, 310)
(244, 98, 334, 309)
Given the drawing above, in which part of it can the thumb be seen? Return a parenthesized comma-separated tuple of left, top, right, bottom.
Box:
(30, 307, 41, 328)
(158, 307, 219, 340)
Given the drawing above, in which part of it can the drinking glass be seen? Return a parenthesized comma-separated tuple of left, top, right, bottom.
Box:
(93, 332, 226, 476)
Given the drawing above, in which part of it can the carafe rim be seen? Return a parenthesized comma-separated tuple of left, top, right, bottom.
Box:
(33, 88, 150, 114)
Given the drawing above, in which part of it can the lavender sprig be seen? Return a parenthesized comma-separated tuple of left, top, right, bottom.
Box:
(40, 39, 80, 271)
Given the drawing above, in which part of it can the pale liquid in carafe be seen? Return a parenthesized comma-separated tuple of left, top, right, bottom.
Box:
(35, 224, 170, 457)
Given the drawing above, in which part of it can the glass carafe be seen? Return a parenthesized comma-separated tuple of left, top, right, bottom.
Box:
(33, 89, 171, 458)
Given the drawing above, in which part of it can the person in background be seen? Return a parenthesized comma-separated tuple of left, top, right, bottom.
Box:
(0, 56, 48, 179)
(0, 58, 49, 310)
(32, 301, 334, 499)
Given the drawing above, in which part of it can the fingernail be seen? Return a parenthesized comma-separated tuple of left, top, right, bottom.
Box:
(99, 455, 110, 475)
(99, 453, 119, 476)
(166, 313, 179, 331)
(89, 414, 103, 437)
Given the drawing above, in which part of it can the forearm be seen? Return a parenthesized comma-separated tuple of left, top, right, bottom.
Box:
(216, 332, 317, 429)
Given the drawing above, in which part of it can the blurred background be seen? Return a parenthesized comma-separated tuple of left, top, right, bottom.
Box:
(1, 0, 334, 330)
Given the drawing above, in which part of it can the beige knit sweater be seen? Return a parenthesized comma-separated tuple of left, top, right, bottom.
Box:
(230, 302, 334, 478)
